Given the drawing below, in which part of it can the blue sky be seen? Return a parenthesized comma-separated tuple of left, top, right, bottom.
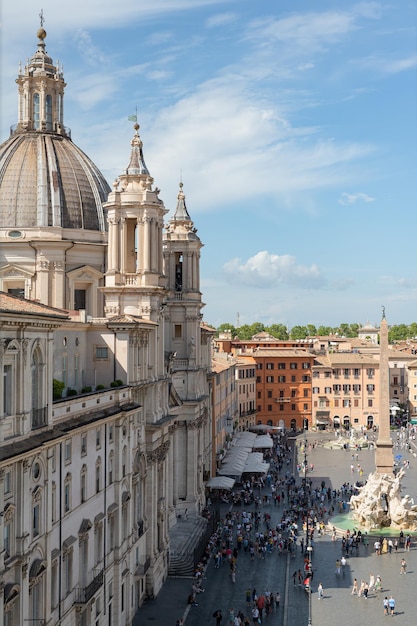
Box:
(1, 1, 416, 329)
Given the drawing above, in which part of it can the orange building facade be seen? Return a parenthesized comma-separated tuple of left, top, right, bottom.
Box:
(254, 349, 315, 430)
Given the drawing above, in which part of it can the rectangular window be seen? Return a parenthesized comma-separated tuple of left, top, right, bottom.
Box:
(334, 399, 339, 407)
(304, 403, 308, 411)
(304, 389, 309, 397)
(354, 369, 360, 377)
(96, 428, 101, 448)
(268, 405, 272, 411)
(278, 362, 286, 370)
(324, 387, 331, 394)
(109, 425, 114, 442)
(64, 551, 73, 595)
(302, 362, 309, 369)
(81, 433, 87, 455)
(96, 346, 108, 360)
(290, 363, 297, 370)
(291, 389, 296, 398)
(257, 391, 261, 399)
(3, 364, 12, 415)
(174, 324, 182, 338)
(368, 399, 373, 407)
(313, 387, 319, 394)
(344, 369, 350, 376)
(257, 363, 263, 370)
(291, 375, 296, 382)
(74, 289, 86, 310)
(64, 483, 71, 513)
(291, 404, 296, 411)
(65, 439, 72, 463)
(324, 371, 331, 378)
(4, 470, 11, 494)
(267, 390, 272, 398)
(278, 376, 286, 383)
(33, 504, 40, 537)
(266, 376, 274, 383)
(266, 363, 274, 370)
(81, 473, 86, 503)
(279, 404, 284, 411)
(367, 368, 374, 377)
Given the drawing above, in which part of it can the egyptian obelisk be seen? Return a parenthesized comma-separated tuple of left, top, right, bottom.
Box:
(375, 311, 394, 474)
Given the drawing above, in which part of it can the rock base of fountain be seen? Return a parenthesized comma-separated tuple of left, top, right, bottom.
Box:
(350, 468, 417, 531)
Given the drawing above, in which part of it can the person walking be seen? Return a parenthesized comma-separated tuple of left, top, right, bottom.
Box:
(388, 595, 395, 616)
(251, 606, 260, 625)
(213, 609, 223, 626)
(400, 558, 407, 574)
(317, 582, 324, 599)
(363, 582, 369, 600)
(383, 597, 389, 616)
(275, 591, 281, 610)
(351, 578, 358, 595)
(341, 556, 347, 575)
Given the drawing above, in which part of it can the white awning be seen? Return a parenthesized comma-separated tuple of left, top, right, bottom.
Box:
(254, 434, 273, 449)
(206, 476, 235, 490)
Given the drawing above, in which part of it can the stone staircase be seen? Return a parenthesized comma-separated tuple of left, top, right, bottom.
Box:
(168, 515, 208, 577)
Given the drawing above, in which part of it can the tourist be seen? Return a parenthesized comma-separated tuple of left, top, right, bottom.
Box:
(351, 578, 358, 595)
(369, 573, 375, 590)
(400, 558, 407, 575)
(375, 575, 382, 592)
(317, 582, 324, 599)
(374, 539, 381, 555)
(383, 597, 389, 616)
(358, 580, 365, 597)
(275, 591, 281, 609)
(388, 538, 393, 553)
(335, 558, 341, 575)
(388, 595, 395, 616)
(251, 605, 260, 625)
(213, 609, 223, 625)
(363, 581, 369, 599)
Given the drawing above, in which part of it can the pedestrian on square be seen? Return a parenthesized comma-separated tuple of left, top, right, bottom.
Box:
(363, 582, 369, 599)
(275, 591, 281, 609)
(358, 580, 365, 597)
(388, 538, 393, 554)
(341, 556, 347, 575)
(375, 575, 382, 592)
(176, 619, 184, 626)
(400, 558, 407, 574)
(245, 588, 251, 604)
(383, 597, 389, 616)
(351, 578, 359, 596)
(388, 595, 395, 616)
(251, 606, 260, 625)
(369, 573, 375, 590)
(335, 558, 341, 575)
(317, 582, 324, 599)
(213, 609, 223, 625)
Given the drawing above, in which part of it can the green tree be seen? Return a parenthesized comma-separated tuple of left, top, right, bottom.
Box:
(408, 322, 417, 338)
(306, 324, 317, 337)
(266, 323, 289, 340)
(217, 323, 237, 337)
(388, 324, 409, 342)
(317, 325, 334, 336)
(290, 325, 309, 339)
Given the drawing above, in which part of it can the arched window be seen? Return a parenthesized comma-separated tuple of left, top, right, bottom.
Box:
(33, 93, 40, 130)
(31, 345, 46, 429)
(45, 94, 52, 130)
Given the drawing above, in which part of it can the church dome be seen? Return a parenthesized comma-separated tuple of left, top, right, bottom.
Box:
(0, 28, 110, 232)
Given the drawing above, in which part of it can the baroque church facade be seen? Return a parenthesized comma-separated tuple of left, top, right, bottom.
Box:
(0, 26, 213, 626)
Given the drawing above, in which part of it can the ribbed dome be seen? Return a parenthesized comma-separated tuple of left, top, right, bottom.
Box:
(0, 26, 110, 232)
(0, 131, 110, 230)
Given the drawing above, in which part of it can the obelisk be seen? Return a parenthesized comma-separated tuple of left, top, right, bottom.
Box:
(375, 311, 394, 474)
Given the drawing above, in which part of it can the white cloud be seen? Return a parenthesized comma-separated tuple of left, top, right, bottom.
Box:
(206, 12, 237, 28)
(338, 192, 375, 205)
(223, 251, 327, 289)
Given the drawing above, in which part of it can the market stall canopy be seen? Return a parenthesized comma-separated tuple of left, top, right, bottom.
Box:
(254, 435, 273, 449)
(206, 476, 235, 490)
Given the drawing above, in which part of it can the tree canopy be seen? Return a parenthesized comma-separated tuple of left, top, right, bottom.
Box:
(215, 321, 417, 343)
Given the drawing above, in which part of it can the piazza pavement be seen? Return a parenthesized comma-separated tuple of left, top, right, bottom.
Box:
(134, 429, 417, 626)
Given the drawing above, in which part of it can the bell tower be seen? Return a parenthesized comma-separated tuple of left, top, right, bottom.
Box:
(163, 182, 204, 369)
(102, 123, 167, 320)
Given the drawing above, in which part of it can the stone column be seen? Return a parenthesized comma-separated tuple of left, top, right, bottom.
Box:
(375, 315, 393, 474)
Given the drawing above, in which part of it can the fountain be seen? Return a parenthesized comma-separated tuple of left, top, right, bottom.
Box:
(349, 312, 417, 531)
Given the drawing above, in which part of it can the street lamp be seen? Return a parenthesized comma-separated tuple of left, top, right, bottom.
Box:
(306, 546, 313, 626)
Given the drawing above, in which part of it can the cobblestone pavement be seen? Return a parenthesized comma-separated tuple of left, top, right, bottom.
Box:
(134, 430, 417, 626)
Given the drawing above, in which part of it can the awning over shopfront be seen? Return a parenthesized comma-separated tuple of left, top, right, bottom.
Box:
(254, 434, 273, 449)
(206, 476, 235, 490)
